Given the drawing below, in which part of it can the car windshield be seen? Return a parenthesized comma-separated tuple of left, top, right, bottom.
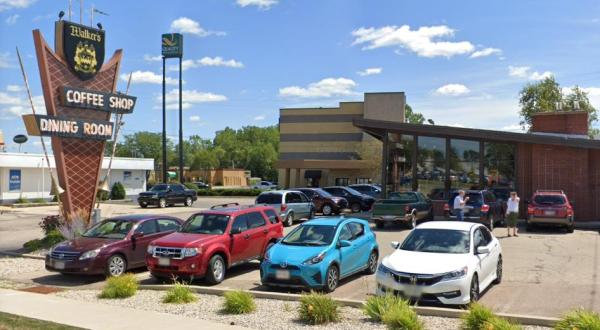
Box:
(534, 195, 566, 205)
(388, 192, 418, 202)
(314, 188, 333, 198)
(82, 219, 134, 239)
(180, 214, 230, 235)
(400, 229, 470, 254)
(282, 224, 335, 246)
(256, 193, 282, 204)
(344, 187, 364, 196)
(151, 184, 168, 191)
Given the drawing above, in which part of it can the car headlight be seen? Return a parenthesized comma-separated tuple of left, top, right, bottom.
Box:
(147, 244, 156, 255)
(79, 248, 101, 260)
(182, 247, 200, 258)
(377, 263, 392, 275)
(303, 251, 326, 265)
(264, 250, 271, 262)
(441, 266, 468, 281)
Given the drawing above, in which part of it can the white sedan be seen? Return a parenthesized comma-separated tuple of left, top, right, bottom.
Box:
(376, 221, 502, 305)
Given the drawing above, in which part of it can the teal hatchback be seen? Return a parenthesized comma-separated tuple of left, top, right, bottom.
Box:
(260, 217, 379, 292)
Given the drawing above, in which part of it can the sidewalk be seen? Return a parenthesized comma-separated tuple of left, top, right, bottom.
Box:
(0, 289, 250, 330)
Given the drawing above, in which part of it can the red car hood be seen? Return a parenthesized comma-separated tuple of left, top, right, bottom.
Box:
(150, 232, 222, 248)
(53, 237, 118, 253)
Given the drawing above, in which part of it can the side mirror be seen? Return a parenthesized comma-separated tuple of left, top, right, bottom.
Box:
(338, 240, 352, 248)
(230, 227, 242, 235)
(390, 241, 400, 249)
(131, 232, 143, 240)
(476, 246, 490, 254)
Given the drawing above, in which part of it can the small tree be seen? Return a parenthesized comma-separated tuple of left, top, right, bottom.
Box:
(110, 182, 126, 200)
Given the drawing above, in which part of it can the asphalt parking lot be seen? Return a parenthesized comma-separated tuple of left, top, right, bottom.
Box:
(1, 200, 600, 317)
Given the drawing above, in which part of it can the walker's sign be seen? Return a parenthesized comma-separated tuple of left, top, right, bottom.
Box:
(56, 21, 105, 81)
(61, 86, 136, 113)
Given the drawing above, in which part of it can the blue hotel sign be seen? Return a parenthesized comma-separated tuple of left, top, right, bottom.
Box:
(9, 169, 21, 191)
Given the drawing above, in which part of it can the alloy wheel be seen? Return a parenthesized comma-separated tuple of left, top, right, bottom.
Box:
(367, 252, 378, 274)
(213, 258, 224, 282)
(470, 275, 480, 302)
(494, 256, 503, 284)
(159, 198, 166, 208)
(322, 204, 332, 216)
(351, 203, 361, 213)
(410, 215, 417, 229)
(286, 214, 293, 227)
(108, 255, 125, 276)
(326, 266, 338, 291)
(185, 197, 192, 206)
(489, 215, 494, 231)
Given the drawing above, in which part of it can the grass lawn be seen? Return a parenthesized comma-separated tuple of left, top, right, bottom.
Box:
(0, 312, 85, 330)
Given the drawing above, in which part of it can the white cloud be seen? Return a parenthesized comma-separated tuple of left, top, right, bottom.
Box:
(502, 124, 526, 132)
(168, 56, 244, 71)
(170, 17, 225, 37)
(0, 0, 36, 12)
(0, 52, 13, 69)
(357, 67, 382, 76)
(508, 65, 553, 80)
(156, 89, 227, 111)
(237, 0, 278, 9)
(6, 85, 22, 92)
(470, 47, 501, 58)
(5, 13, 18, 25)
(0, 91, 45, 120)
(279, 77, 358, 98)
(352, 25, 475, 58)
(189, 115, 201, 122)
(253, 115, 265, 121)
(143, 54, 162, 62)
(435, 83, 470, 96)
(123, 71, 179, 85)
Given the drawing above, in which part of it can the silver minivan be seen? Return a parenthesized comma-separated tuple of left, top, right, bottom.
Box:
(255, 190, 314, 227)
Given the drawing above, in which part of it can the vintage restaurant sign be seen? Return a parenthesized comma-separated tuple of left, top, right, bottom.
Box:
(60, 86, 136, 113)
(55, 21, 106, 81)
(23, 114, 114, 140)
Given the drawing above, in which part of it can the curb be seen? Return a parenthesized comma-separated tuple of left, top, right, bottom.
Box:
(138, 284, 558, 327)
(0, 251, 46, 260)
(11, 202, 59, 208)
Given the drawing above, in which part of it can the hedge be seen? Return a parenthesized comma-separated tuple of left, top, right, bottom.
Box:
(196, 188, 262, 197)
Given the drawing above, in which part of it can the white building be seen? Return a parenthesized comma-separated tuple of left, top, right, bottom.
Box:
(0, 152, 154, 203)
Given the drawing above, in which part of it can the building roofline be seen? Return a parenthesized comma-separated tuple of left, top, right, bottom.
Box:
(353, 118, 600, 150)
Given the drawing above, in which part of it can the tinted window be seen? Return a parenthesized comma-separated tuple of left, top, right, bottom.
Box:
(231, 215, 248, 233)
(298, 192, 309, 203)
(135, 220, 158, 235)
(473, 229, 485, 248)
(348, 222, 364, 239)
(534, 195, 566, 205)
(400, 229, 470, 254)
(247, 212, 266, 229)
(298, 189, 314, 198)
(264, 209, 279, 224)
(151, 184, 168, 191)
(180, 214, 230, 235)
(285, 192, 302, 203)
(351, 186, 368, 193)
(480, 227, 493, 244)
(344, 187, 364, 196)
(282, 225, 335, 246)
(338, 224, 353, 241)
(314, 188, 333, 198)
(157, 219, 180, 232)
(170, 184, 184, 192)
(256, 193, 282, 204)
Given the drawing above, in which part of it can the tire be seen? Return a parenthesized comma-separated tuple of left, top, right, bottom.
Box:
(139, 203, 148, 208)
(184, 197, 193, 207)
(158, 198, 167, 208)
(375, 220, 384, 229)
(323, 265, 339, 293)
(350, 203, 361, 213)
(493, 255, 503, 284)
(567, 217, 575, 233)
(470, 274, 480, 303)
(205, 255, 226, 285)
(365, 251, 378, 275)
(408, 214, 417, 229)
(105, 254, 127, 277)
(284, 213, 294, 227)
(322, 204, 333, 216)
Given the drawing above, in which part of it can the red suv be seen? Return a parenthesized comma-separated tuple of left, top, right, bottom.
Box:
(146, 203, 284, 284)
(527, 190, 574, 233)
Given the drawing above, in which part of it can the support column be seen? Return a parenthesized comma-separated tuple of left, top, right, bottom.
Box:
(295, 168, 302, 188)
(479, 141, 485, 189)
(284, 168, 291, 189)
(445, 138, 451, 196)
(412, 135, 418, 192)
(381, 131, 389, 198)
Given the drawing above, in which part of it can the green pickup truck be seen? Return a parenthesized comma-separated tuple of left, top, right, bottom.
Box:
(371, 191, 433, 229)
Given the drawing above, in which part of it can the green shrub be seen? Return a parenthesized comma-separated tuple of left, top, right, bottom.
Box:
(31, 198, 46, 203)
(99, 274, 138, 299)
(381, 299, 423, 330)
(51, 195, 58, 202)
(298, 292, 339, 325)
(23, 229, 65, 252)
(23, 239, 42, 252)
(162, 282, 197, 304)
(183, 182, 198, 190)
(488, 317, 522, 330)
(14, 196, 29, 204)
(555, 309, 600, 330)
(97, 190, 109, 201)
(38, 215, 62, 235)
(363, 294, 405, 322)
(110, 182, 126, 200)
(461, 303, 522, 330)
(196, 188, 261, 197)
(223, 290, 256, 314)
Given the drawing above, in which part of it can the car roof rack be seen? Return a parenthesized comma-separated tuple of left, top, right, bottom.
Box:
(210, 202, 240, 210)
(535, 189, 565, 194)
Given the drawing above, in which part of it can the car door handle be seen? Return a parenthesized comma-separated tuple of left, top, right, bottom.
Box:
(244, 234, 250, 239)
(263, 229, 268, 234)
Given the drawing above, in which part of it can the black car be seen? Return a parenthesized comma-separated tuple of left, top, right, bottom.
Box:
(138, 183, 197, 208)
(348, 184, 382, 199)
(295, 188, 348, 216)
(444, 189, 504, 230)
(322, 186, 376, 213)
(194, 181, 211, 189)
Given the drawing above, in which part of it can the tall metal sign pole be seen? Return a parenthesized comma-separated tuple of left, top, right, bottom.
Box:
(161, 33, 183, 183)
(161, 56, 167, 183)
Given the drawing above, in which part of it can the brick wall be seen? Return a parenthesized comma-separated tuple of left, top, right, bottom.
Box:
(531, 111, 588, 135)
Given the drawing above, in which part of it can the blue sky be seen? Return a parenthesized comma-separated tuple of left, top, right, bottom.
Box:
(2, 0, 600, 153)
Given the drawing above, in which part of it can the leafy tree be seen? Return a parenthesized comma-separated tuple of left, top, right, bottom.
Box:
(564, 86, 599, 138)
(405, 104, 425, 124)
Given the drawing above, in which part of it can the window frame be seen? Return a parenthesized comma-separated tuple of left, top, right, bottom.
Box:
(156, 218, 180, 232)
(135, 219, 158, 235)
(246, 212, 266, 229)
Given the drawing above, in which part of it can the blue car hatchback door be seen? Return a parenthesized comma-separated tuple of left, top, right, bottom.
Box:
(260, 217, 379, 292)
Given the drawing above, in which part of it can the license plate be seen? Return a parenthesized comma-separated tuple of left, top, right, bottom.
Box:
(275, 270, 290, 280)
(383, 215, 395, 220)
(544, 210, 556, 216)
(404, 285, 421, 298)
(54, 261, 65, 270)
(158, 258, 170, 266)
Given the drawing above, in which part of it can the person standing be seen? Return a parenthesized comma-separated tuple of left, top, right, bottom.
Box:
(453, 190, 469, 221)
(506, 191, 520, 237)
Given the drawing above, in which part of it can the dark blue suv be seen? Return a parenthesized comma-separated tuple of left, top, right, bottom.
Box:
(444, 190, 504, 230)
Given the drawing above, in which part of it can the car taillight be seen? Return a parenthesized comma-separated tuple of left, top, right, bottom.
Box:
(405, 205, 411, 213)
(528, 206, 535, 214)
(481, 204, 490, 213)
(281, 204, 287, 212)
(443, 203, 449, 211)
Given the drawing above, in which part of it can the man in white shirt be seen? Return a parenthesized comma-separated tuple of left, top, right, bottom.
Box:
(506, 191, 520, 237)
(453, 190, 469, 221)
